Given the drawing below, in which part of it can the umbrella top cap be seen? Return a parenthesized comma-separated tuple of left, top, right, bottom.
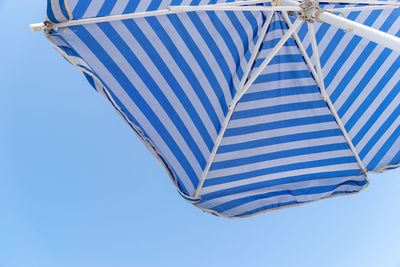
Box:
(274, 0, 323, 23)
(298, 0, 324, 22)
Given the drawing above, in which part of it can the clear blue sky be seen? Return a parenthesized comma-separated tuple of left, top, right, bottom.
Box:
(1, 1, 400, 267)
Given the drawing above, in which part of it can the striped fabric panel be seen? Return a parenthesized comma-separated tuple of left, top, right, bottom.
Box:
(65, 0, 248, 20)
(196, 13, 367, 217)
(47, 9, 263, 197)
(48, 34, 107, 96)
(296, 7, 400, 172)
(47, 0, 71, 23)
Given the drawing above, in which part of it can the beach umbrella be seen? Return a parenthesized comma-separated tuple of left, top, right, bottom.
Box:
(31, 0, 400, 218)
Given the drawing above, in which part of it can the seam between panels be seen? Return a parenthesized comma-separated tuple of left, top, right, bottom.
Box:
(193, 18, 303, 200)
(45, 31, 199, 202)
(306, 21, 369, 182)
(280, 11, 320, 85)
(192, 12, 275, 199)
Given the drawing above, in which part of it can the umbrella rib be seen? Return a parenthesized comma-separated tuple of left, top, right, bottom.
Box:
(307, 22, 367, 175)
(193, 12, 275, 198)
(237, 12, 276, 94)
(30, 0, 272, 31)
(193, 18, 302, 198)
(238, 19, 302, 99)
(280, 11, 320, 84)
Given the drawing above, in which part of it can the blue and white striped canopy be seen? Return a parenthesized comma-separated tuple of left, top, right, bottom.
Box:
(44, 0, 400, 218)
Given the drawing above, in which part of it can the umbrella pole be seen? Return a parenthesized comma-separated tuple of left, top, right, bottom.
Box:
(279, 0, 400, 54)
(318, 11, 400, 54)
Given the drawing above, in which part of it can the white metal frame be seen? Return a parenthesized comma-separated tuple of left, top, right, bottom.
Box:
(30, 0, 272, 31)
(279, 0, 400, 54)
(31, 0, 400, 193)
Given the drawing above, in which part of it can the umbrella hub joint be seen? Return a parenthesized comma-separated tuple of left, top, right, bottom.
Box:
(42, 21, 57, 33)
(298, 0, 323, 23)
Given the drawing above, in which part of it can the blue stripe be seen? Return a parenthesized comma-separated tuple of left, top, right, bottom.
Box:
(254, 70, 313, 84)
(147, 0, 163, 11)
(231, 100, 327, 120)
(269, 18, 288, 31)
(218, 128, 343, 153)
(204, 156, 358, 186)
(46, 0, 59, 23)
(123, 0, 141, 13)
(72, 0, 91, 19)
(255, 53, 304, 67)
(225, 114, 334, 137)
(221, 11, 248, 83)
(261, 37, 297, 50)
(210, 143, 350, 170)
(127, 17, 222, 133)
(83, 72, 96, 91)
(97, 0, 117, 17)
(122, 19, 215, 151)
(59, 0, 69, 19)
(202, 169, 362, 200)
(240, 85, 318, 102)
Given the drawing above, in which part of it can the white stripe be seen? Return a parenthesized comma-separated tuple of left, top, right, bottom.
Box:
(246, 77, 317, 93)
(227, 107, 330, 128)
(83, 0, 105, 18)
(220, 121, 339, 145)
(51, 0, 68, 21)
(201, 163, 359, 194)
(214, 135, 347, 161)
(235, 92, 322, 111)
(207, 149, 354, 179)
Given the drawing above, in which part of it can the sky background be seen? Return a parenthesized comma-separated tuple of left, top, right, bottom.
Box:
(1, 1, 400, 267)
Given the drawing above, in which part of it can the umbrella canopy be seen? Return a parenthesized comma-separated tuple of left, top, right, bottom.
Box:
(33, 0, 400, 218)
